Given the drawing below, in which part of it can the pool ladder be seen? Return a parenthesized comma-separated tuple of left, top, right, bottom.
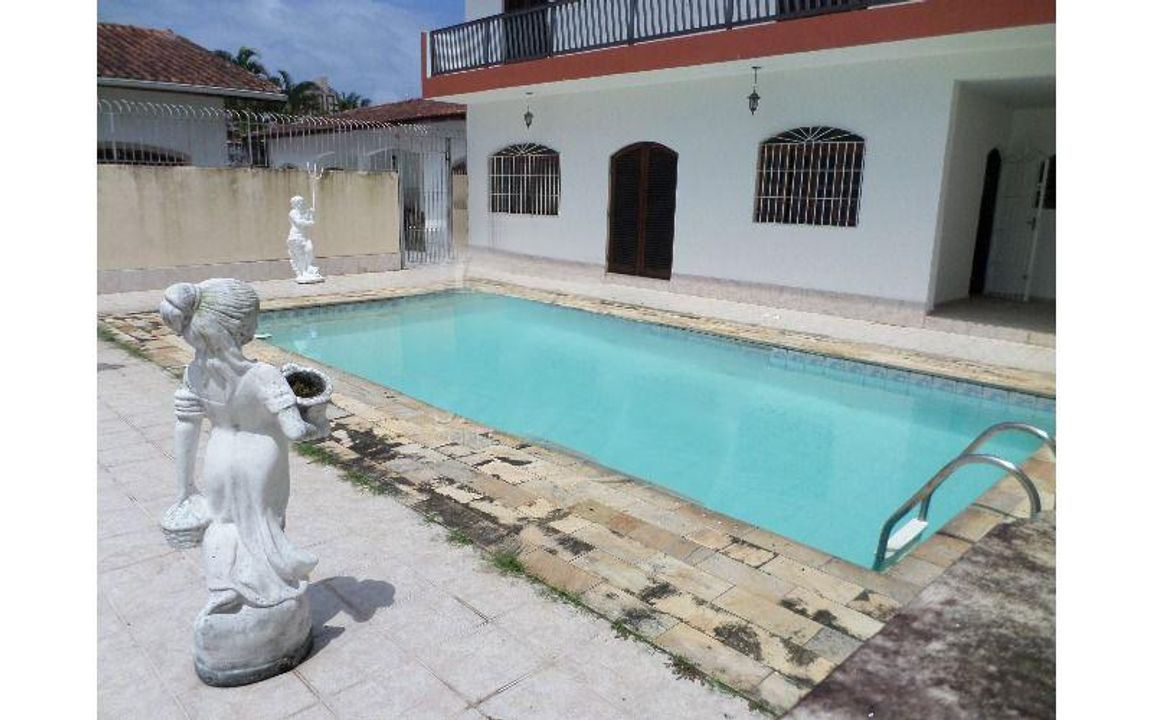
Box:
(872, 422, 1056, 571)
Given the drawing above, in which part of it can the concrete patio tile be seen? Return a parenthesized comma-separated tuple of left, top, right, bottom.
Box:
(398, 691, 471, 720)
(296, 609, 406, 695)
(98, 436, 169, 467)
(176, 668, 319, 720)
(413, 623, 550, 703)
(477, 665, 631, 720)
(493, 594, 606, 659)
(97, 636, 188, 720)
(97, 526, 180, 573)
(283, 704, 337, 720)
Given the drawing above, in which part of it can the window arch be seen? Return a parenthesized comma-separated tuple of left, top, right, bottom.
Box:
(754, 126, 865, 227)
(489, 144, 560, 215)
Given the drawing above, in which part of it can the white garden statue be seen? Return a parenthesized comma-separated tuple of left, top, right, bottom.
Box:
(157, 278, 332, 686)
(287, 195, 324, 284)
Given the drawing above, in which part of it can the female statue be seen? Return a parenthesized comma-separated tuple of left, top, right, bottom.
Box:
(157, 278, 328, 686)
(287, 195, 324, 283)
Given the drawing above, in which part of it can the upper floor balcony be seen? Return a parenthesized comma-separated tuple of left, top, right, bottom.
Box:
(421, 0, 1054, 99)
(428, 0, 907, 77)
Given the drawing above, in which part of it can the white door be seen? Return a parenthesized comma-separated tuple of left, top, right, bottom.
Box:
(985, 155, 1054, 299)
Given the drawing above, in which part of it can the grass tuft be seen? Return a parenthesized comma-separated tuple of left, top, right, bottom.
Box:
(295, 442, 341, 466)
(97, 323, 150, 360)
(490, 548, 524, 575)
(446, 528, 474, 546)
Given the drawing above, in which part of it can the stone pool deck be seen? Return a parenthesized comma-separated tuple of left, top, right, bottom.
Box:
(98, 341, 767, 720)
(98, 273, 1056, 718)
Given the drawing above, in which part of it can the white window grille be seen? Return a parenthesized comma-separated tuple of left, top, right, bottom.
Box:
(489, 143, 560, 215)
(754, 126, 865, 227)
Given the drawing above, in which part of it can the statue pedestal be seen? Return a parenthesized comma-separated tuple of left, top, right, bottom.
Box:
(193, 595, 313, 687)
(295, 274, 325, 285)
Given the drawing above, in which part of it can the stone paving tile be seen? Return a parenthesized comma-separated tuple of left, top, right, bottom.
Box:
(757, 673, 808, 717)
(779, 587, 884, 641)
(712, 586, 823, 645)
(803, 626, 864, 665)
(697, 551, 795, 600)
(762, 556, 864, 605)
(817, 558, 921, 605)
(639, 552, 734, 602)
(939, 505, 1009, 543)
(653, 623, 773, 693)
(519, 548, 602, 595)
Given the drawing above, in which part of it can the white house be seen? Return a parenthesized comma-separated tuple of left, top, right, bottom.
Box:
(97, 23, 285, 167)
(421, 0, 1056, 318)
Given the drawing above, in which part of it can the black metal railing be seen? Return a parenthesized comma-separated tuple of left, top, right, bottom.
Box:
(429, 0, 908, 76)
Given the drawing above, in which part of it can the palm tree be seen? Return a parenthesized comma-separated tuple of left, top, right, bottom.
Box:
(272, 70, 323, 115)
(213, 46, 270, 79)
(335, 92, 372, 111)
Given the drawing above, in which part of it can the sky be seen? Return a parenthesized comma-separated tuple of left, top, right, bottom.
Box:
(97, 0, 465, 104)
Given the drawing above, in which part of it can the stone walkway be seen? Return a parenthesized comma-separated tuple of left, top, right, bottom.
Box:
(786, 512, 1055, 719)
(97, 341, 766, 720)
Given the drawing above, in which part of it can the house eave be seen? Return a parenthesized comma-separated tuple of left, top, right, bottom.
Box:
(98, 77, 286, 102)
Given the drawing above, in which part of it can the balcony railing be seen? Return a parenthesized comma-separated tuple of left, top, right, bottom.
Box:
(429, 0, 907, 76)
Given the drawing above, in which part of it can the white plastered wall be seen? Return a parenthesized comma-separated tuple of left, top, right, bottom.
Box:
(464, 39, 1054, 306)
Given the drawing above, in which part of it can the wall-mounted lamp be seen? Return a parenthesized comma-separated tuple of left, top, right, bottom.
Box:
(747, 66, 761, 115)
(524, 92, 534, 130)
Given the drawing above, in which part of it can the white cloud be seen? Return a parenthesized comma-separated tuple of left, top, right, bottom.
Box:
(97, 0, 459, 103)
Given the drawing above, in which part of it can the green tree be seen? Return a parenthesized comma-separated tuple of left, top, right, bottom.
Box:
(272, 70, 323, 115)
(335, 91, 372, 111)
(213, 46, 270, 79)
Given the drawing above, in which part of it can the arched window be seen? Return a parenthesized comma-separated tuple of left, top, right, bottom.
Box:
(754, 126, 865, 227)
(489, 144, 560, 215)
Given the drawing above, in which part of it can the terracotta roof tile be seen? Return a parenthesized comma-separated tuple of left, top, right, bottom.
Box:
(97, 23, 282, 96)
(333, 99, 466, 124)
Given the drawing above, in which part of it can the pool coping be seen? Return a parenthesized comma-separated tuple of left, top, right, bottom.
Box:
(98, 280, 1056, 717)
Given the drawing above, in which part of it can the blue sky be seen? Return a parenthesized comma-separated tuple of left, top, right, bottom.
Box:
(97, 1, 465, 104)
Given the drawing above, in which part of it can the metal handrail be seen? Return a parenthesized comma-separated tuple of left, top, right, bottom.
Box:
(871, 422, 1054, 570)
(961, 420, 1056, 457)
(427, 0, 908, 77)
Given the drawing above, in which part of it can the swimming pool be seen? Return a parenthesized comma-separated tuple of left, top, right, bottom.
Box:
(261, 291, 1055, 568)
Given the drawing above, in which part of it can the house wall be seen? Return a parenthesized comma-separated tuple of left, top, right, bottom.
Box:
(97, 87, 230, 167)
(465, 42, 1053, 306)
(929, 86, 1014, 306)
(98, 166, 400, 292)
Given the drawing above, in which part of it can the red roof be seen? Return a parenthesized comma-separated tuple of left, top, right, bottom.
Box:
(334, 99, 465, 124)
(97, 23, 282, 97)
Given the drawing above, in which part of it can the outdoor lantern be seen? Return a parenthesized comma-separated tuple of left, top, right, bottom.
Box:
(748, 66, 761, 115)
(524, 92, 534, 130)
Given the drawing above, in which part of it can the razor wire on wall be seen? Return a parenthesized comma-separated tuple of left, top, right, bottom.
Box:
(97, 99, 465, 265)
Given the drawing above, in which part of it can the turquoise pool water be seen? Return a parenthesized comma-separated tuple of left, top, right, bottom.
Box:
(261, 291, 1055, 567)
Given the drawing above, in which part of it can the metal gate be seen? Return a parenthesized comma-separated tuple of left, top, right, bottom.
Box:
(389, 139, 457, 266)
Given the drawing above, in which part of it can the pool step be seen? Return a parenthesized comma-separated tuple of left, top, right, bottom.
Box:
(885, 518, 929, 559)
